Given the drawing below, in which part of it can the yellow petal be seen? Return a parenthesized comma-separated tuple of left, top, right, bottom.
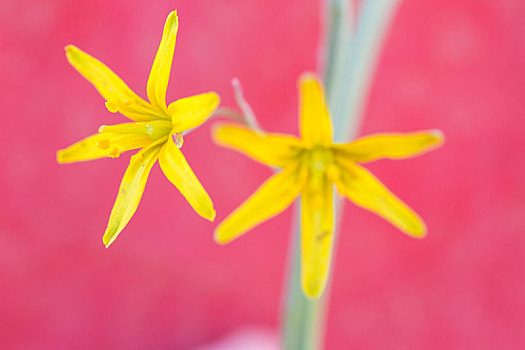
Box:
(57, 132, 154, 163)
(99, 120, 172, 140)
(301, 175, 334, 299)
(298, 73, 333, 146)
(158, 135, 215, 221)
(330, 160, 426, 238)
(215, 163, 308, 244)
(333, 130, 444, 163)
(169, 92, 220, 133)
(213, 123, 304, 168)
(65, 45, 163, 121)
(147, 11, 179, 113)
(102, 141, 163, 247)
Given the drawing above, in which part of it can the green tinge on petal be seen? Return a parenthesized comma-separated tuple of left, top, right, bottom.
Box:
(169, 92, 220, 133)
(213, 123, 304, 168)
(102, 142, 163, 247)
(147, 11, 179, 113)
(333, 129, 445, 163)
(214, 163, 307, 244)
(330, 160, 427, 238)
(65, 45, 163, 122)
(158, 135, 215, 221)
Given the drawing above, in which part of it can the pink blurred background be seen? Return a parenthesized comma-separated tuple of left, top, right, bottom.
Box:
(1, 0, 525, 349)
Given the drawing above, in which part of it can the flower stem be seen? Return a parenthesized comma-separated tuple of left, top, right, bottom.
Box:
(282, 210, 326, 350)
(281, 1, 401, 349)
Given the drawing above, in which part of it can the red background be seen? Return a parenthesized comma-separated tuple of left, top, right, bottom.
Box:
(1, 0, 524, 349)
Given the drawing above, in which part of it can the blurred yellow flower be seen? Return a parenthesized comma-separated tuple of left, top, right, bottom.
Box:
(57, 11, 218, 247)
(214, 73, 443, 298)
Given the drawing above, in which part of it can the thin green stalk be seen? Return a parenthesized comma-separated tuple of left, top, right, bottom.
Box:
(282, 1, 401, 349)
(281, 207, 324, 350)
(330, 0, 401, 142)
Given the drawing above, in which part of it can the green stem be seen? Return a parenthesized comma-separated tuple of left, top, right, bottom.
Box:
(281, 1, 401, 349)
(281, 206, 324, 350)
(330, 0, 402, 142)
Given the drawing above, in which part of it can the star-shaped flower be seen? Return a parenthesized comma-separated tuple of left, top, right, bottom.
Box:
(213, 73, 443, 298)
(57, 11, 219, 247)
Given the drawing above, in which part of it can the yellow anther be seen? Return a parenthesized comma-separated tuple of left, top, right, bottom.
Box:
(105, 101, 119, 113)
(107, 147, 120, 158)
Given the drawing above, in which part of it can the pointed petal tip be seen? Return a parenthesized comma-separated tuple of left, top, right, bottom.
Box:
(64, 45, 75, 62)
(210, 122, 232, 145)
(211, 121, 227, 131)
(56, 148, 82, 164)
(413, 228, 428, 239)
(64, 45, 80, 60)
(213, 229, 230, 245)
(204, 208, 217, 222)
(56, 150, 65, 164)
(414, 232, 427, 239)
(404, 222, 427, 239)
(429, 129, 445, 143)
(298, 73, 322, 92)
(64, 45, 85, 69)
(298, 72, 319, 84)
(210, 122, 222, 135)
(166, 10, 179, 27)
(103, 227, 121, 248)
(302, 282, 324, 300)
(210, 91, 221, 106)
(102, 233, 113, 248)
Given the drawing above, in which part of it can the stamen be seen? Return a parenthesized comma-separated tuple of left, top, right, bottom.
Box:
(107, 147, 120, 158)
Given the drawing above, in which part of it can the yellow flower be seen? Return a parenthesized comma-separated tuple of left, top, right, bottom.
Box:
(57, 11, 219, 247)
(213, 73, 444, 298)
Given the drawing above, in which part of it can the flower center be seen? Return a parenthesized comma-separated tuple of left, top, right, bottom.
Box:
(307, 146, 333, 174)
(304, 146, 334, 197)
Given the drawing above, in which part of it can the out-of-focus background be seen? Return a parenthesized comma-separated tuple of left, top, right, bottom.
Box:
(1, 0, 524, 349)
